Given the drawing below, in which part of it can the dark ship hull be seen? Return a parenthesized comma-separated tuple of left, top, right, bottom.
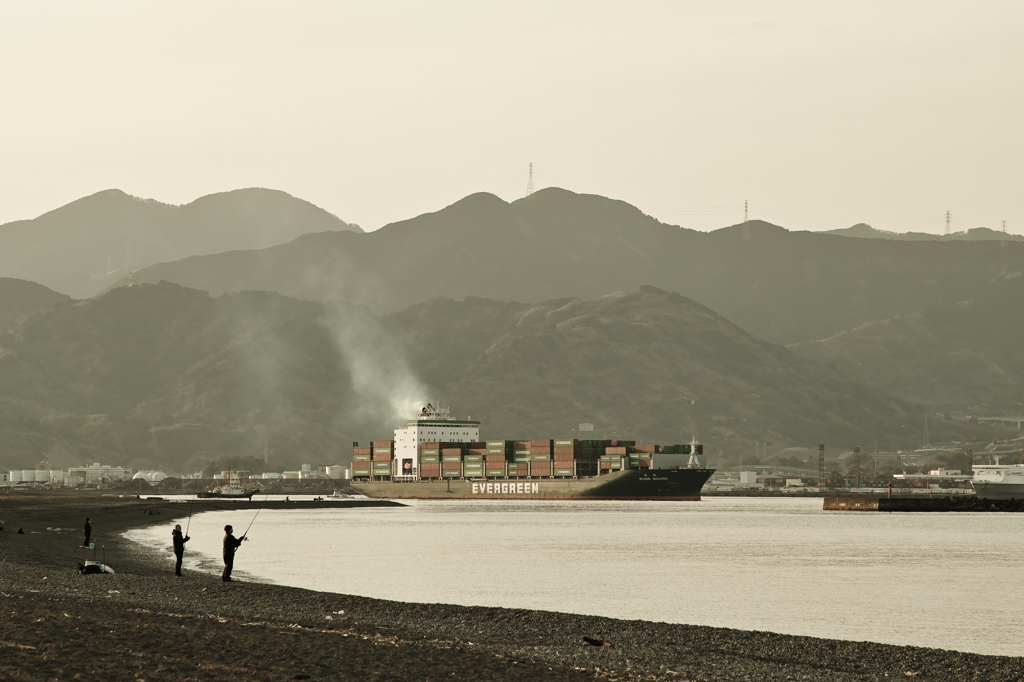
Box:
(350, 468, 713, 500)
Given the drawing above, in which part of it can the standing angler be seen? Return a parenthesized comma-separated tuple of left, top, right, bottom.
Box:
(171, 524, 190, 577)
(82, 518, 91, 548)
(221, 524, 245, 582)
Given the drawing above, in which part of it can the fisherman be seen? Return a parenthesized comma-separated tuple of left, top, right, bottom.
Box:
(221, 524, 246, 582)
(83, 517, 92, 548)
(171, 524, 190, 577)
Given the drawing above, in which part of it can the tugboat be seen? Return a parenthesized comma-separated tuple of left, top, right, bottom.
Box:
(197, 467, 260, 500)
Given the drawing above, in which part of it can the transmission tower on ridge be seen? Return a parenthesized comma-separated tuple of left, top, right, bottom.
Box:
(818, 443, 826, 489)
(853, 446, 861, 489)
(526, 162, 535, 196)
(945, 211, 951, 236)
(744, 200, 749, 222)
(1003, 220, 1008, 234)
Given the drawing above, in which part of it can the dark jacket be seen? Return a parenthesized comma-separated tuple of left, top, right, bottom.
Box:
(223, 532, 244, 559)
(172, 529, 189, 554)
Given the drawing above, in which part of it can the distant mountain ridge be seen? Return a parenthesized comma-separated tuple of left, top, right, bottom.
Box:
(824, 223, 1023, 241)
(134, 188, 1024, 346)
(0, 188, 361, 298)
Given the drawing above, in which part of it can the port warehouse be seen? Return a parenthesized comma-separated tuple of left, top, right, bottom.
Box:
(352, 438, 704, 480)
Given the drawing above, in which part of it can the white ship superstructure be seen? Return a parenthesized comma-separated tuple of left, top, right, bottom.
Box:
(971, 464, 1024, 500)
(393, 404, 480, 479)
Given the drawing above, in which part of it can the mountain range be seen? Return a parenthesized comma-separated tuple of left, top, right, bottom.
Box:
(0, 186, 1021, 474)
(132, 189, 1024, 347)
(0, 188, 361, 299)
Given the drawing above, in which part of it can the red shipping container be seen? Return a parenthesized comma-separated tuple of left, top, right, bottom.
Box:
(531, 447, 552, 455)
(553, 446, 579, 455)
(372, 440, 395, 447)
(353, 461, 371, 470)
(422, 441, 441, 448)
(633, 444, 656, 453)
(514, 441, 530, 449)
(485, 454, 507, 463)
(531, 462, 552, 474)
(469, 442, 486, 449)
(599, 462, 611, 469)
(530, 439, 553, 447)
(553, 452, 576, 461)
(353, 447, 373, 456)
(606, 447, 627, 455)
(468, 448, 488, 456)
(372, 453, 394, 462)
(442, 448, 463, 456)
(638, 459, 652, 468)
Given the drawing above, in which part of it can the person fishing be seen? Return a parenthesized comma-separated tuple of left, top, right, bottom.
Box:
(171, 524, 190, 577)
(82, 517, 92, 548)
(221, 524, 246, 582)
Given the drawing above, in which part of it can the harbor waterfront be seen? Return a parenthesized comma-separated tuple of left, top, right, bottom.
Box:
(128, 495, 1024, 657)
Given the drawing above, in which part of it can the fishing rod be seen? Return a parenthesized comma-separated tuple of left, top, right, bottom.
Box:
(184, 477, 197, 536)
(241, 491, 272, 539)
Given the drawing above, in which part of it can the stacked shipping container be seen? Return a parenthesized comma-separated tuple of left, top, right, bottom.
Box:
(354, 437, 703, 482)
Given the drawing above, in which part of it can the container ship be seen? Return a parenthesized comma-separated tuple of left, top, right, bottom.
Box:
(349, 405, 714, 500)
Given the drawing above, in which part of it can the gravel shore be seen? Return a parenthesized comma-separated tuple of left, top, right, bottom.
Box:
(1, 492, 1021, 681)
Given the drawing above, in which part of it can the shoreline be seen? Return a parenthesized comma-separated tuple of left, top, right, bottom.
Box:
(2, 492, 1021, 681)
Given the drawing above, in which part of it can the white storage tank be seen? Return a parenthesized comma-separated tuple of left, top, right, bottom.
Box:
(261, 472, 281, 480)
(282, 471, 300, 480)
(11, 470, 23, 483)
(325, 465, 346, 480)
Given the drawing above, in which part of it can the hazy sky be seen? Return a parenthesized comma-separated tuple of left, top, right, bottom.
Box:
(2, 2, 1021, 234)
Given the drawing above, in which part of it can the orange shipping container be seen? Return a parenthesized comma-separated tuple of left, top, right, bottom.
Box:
(372, 440, 395, 447)
(633, 444, 657, 453)
(553, 446, 579, 455)
(352, 461, 371, 470)
(442, 448, 463, 456)
(422, 441, 441, 449)
(353, 447, 373, 456)
(606, 447, 628, 455)
(373, 453, 394, 462)
(530, 439, 552, 447)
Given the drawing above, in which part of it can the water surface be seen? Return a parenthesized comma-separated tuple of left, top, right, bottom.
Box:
(125, 496, 1024, 657)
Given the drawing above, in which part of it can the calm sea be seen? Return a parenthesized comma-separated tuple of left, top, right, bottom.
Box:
(125, 496, 1024, 657)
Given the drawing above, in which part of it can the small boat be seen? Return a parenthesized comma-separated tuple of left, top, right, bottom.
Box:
(326, 490, 355, 500)
(197, 467, 259, 499)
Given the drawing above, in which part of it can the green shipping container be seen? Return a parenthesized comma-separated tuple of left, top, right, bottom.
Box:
(553, 439, 578, 447)
(530, 454, 552, 462)
(485, 469, 506, 477)
(553, 468, 574, 476)
(352, 454, 372, 461)
(420, 448, 440, 456)
(486, 440, 513, 448)
(678, 445, 692, 454)
(442, 470, 461, 478)
(373, 447, 395, 454)
(463, 454, 484, 463)
(352, 470, 371, 477)
(420, 455, 440, 463)
(513, 454, 532, 463)
(442, 454, 463, 462)
(514, 449, 532, 456)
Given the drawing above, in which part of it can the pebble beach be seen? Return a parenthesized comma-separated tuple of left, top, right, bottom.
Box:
(1, 492, 1021, 681)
